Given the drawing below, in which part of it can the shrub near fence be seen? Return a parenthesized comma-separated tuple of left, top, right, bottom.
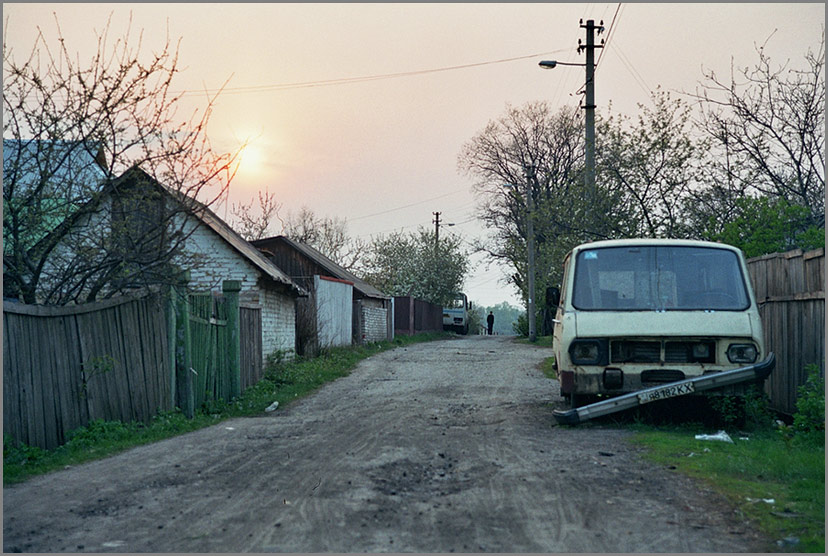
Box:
(3, 294, 172, 450)
(746, 248, 825, 416)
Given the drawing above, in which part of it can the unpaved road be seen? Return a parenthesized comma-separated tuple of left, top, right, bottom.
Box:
(4, 336, 769, 552)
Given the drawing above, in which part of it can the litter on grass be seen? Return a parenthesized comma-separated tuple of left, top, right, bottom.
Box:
(694, 430, 734, 443)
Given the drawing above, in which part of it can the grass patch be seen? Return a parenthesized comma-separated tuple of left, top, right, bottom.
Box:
(515, 334, 554, 348)
(538, 356, 557, 380)
(629, 426, 825, 552)
(4, 332, 450, 485)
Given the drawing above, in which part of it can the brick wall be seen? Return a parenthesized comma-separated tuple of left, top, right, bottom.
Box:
(361, 299, 388, 343)
(260, 288, 297, 359)
(181, 217, 297, 360)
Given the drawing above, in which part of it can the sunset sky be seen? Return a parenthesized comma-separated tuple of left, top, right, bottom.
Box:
(3, 3, 824, 308)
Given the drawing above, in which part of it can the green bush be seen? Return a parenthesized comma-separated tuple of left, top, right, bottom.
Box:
(792, 364, 825, 443)
(513, 313, 528, 337)
(705, 385, 774, 430)
(3, 435, 47, 468)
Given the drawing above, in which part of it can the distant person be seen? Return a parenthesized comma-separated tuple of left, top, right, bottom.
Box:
(487, 311, 495, 335)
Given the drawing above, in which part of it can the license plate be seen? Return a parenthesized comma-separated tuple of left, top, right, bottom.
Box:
(637, 382, 695, 404)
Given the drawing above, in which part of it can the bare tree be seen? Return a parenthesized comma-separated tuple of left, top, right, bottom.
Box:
(282, 206, 364, 271)
(230, 189, 283, 241)
(3, 14, 239, 303)
(459, 102, 610, 305)
(690, 32, 825, 230)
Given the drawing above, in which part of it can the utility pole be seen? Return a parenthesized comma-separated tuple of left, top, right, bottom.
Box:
(433, 211, 454, 248)
(578, 18, 603, 201)
(524, 165, 537, 343)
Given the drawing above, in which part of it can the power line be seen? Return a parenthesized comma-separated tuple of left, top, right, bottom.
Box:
(345, 189, 466, 223)
(612, 42, 651, 96)
(595, 3, 623, 71)
(180, 49, 570, 97)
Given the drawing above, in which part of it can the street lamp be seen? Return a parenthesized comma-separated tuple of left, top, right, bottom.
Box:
(539, 19, 603, 204)
(538, 60, 584, 69)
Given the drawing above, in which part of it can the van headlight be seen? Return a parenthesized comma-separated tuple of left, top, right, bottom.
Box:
(727, 343, 758, 364)
(569, 339, 608, 366)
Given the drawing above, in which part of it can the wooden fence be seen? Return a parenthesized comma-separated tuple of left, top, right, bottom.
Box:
(746, 248, 825, 416)
(393, 296, 443, 336)
(3, 294, 171, 450)
(240, 306, 263, 390)
(4, 282, 266, 450)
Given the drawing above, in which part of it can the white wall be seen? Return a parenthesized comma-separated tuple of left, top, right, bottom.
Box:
(314, 275, 353, 348)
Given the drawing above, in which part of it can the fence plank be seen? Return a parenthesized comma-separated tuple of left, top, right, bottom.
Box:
(748, 248, 825, 416)
(3, 313, 24, 444)
(240, 307, 263, 391)
(4, 294, 174, 450)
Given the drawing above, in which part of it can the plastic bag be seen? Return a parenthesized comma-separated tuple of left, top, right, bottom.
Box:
(694, 430, 734, 443)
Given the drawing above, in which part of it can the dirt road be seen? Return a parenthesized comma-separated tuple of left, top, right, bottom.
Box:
(3, 336, 769, 552)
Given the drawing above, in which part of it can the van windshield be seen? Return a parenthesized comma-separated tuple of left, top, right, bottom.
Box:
(572, 246, 750, 311)
(446, 295, 466, 309)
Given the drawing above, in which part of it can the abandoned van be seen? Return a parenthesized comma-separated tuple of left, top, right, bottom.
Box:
(552, 239, 766, 408)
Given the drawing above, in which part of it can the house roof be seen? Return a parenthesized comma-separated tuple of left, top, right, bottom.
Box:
(113, 167, 306, 297)
(4, 140, 112, 254)
(198, 205, 307, 297)
(3, 139, 109, 189)
(252, 235, 390, 300)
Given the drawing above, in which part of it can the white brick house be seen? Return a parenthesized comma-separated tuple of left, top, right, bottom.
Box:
(178, 202, 306, 360)
(34, 164, 306, 362)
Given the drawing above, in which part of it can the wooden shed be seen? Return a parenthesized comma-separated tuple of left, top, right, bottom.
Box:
(252, 236, 393, 352)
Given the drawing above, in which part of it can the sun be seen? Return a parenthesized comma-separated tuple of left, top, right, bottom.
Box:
(236, 143, 265, 178)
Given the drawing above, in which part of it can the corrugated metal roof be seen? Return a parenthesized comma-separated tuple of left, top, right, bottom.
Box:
(253, 235, 390, 300)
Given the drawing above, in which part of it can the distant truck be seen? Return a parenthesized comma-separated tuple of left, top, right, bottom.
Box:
(443, 292, 470, 335)
(550, 239, 768, 409)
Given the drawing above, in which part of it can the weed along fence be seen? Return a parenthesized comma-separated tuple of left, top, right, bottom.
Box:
(3, 294, 171, 450)
(746, 248, 825, 416)
(4, 280, 262, 450)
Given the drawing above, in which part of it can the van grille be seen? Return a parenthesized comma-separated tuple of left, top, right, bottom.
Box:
(611, 341, 660, 363)
(609, 340, 717, 364)
(665, 341, 716, 363)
